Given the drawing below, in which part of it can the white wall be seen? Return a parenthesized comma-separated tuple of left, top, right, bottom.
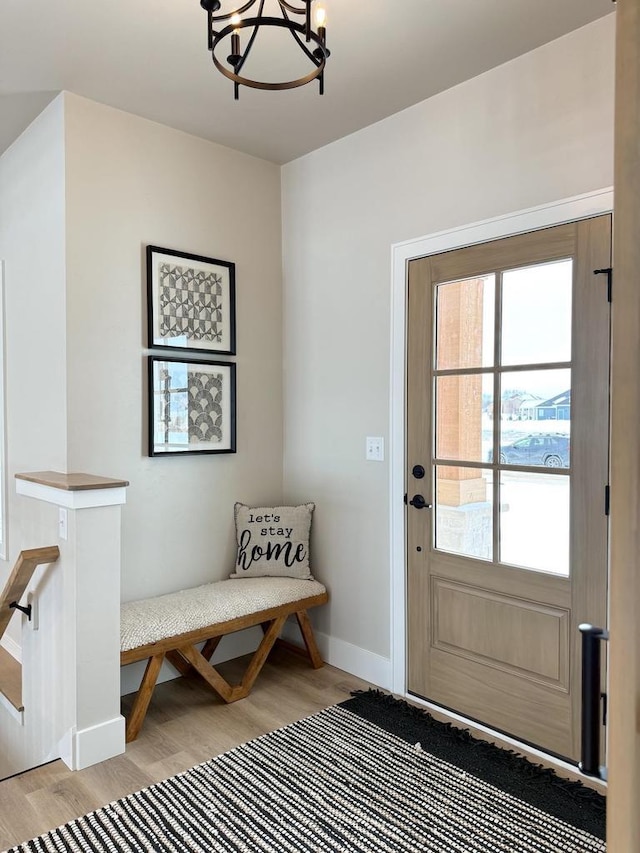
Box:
(0, 97, 68, 574)
(0, 97, 72, 777)
(64, 95, 284, 603)
(281, 16, 615, 667)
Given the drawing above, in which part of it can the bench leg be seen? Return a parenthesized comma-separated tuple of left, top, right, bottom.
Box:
(165, 649, 193, 677)
(126, 652, 165, 743)
(165, 635, 223, 679)
(178, 614, 287, 704)
(296, 609, 324, 669)
(266, 610, 325, 669)
(238, 615, 287, 698)
(178, 642, 238, 702)
(201, 636, 223, 662)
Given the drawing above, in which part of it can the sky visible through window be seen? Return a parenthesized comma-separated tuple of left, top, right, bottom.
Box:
(481, 258, 572, 398)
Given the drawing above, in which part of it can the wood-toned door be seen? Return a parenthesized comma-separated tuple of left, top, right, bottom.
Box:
(406, 216, 611, 761)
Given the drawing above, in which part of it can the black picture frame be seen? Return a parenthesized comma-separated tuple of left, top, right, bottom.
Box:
(148, 356, 237, 456)
(146, 245, 236, 355)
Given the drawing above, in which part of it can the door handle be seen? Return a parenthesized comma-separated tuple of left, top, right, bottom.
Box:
(409, 494, 432, 509)
(578, 623, 609, 779)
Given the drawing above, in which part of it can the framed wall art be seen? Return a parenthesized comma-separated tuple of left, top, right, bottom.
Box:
(147, 245, 236, 355)
(148, 356, 236, 456)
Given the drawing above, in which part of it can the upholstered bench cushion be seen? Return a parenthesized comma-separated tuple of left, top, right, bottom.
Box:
(121, 576, 327, 652)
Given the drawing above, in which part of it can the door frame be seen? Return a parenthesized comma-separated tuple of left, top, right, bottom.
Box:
(389, 187, 614, 703)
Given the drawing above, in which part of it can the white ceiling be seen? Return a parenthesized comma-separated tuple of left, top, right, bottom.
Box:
(1, 0, 613, 165)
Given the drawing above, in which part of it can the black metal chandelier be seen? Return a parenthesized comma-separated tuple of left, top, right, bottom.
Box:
(199, 0, 329, 100)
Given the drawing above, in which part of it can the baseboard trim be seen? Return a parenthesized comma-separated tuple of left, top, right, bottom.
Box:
(66, 715, 126, 771)
(281, 622, 391, 690)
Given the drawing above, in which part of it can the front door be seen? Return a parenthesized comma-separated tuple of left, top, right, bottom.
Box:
(406, 216, 611, 761)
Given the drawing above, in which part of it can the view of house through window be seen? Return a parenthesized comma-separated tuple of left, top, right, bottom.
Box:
(434, 259, 572, 576)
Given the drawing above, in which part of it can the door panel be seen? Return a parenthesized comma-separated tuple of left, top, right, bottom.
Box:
(406, 215, 611, 761)
(428, 652, 573, 757)
(431, 579, 570, 688)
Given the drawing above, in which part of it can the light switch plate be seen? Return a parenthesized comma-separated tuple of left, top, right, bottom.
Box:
(366, 436, 384, 461)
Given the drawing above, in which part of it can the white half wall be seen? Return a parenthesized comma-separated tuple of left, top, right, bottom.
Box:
(281, 16, 615, 665)
(63, 95, 285, 604)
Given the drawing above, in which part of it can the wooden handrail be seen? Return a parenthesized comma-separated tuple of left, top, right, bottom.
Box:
(0, 546, 60, 641)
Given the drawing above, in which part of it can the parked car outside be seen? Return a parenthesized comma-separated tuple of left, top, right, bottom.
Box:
(488, 433, 570, 468)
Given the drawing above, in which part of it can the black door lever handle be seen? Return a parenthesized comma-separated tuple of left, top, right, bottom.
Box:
(409, 494, 432, 509)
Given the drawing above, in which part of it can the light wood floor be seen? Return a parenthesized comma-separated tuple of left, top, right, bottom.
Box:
(0, 650, 372, 851)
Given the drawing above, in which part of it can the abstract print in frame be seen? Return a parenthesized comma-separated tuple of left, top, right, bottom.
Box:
(147, 245, 236, 355)
(148, 357, 236, 456)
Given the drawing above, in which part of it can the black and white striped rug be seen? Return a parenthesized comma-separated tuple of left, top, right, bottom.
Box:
(5, 691, 606, 852)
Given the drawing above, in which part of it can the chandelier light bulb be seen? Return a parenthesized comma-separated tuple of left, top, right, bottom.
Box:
(314, 6, 327, 28)
(230, 12, 242, 28)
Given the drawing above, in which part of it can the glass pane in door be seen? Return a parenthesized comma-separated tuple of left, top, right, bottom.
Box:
(436, 275, 495, 369)
(499, 369, 571, 469)
(501, 259, 572, 366)
(500, 471, 570, 575)
(434, 466, 493, 560)
(435, 374, 492, 463)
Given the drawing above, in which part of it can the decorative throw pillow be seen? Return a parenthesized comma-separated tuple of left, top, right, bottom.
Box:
(230, 502, 315, 580)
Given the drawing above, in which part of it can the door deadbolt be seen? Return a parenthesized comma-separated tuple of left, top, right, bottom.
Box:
(412, 464, 426, 479)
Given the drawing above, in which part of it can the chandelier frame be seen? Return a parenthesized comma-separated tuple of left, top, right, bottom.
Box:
(201, 0, 329, 99)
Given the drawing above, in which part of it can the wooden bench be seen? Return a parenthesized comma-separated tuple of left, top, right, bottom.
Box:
(121, 576, 328, 742)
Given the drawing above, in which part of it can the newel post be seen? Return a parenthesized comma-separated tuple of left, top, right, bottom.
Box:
(15, 471, 129, 770)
